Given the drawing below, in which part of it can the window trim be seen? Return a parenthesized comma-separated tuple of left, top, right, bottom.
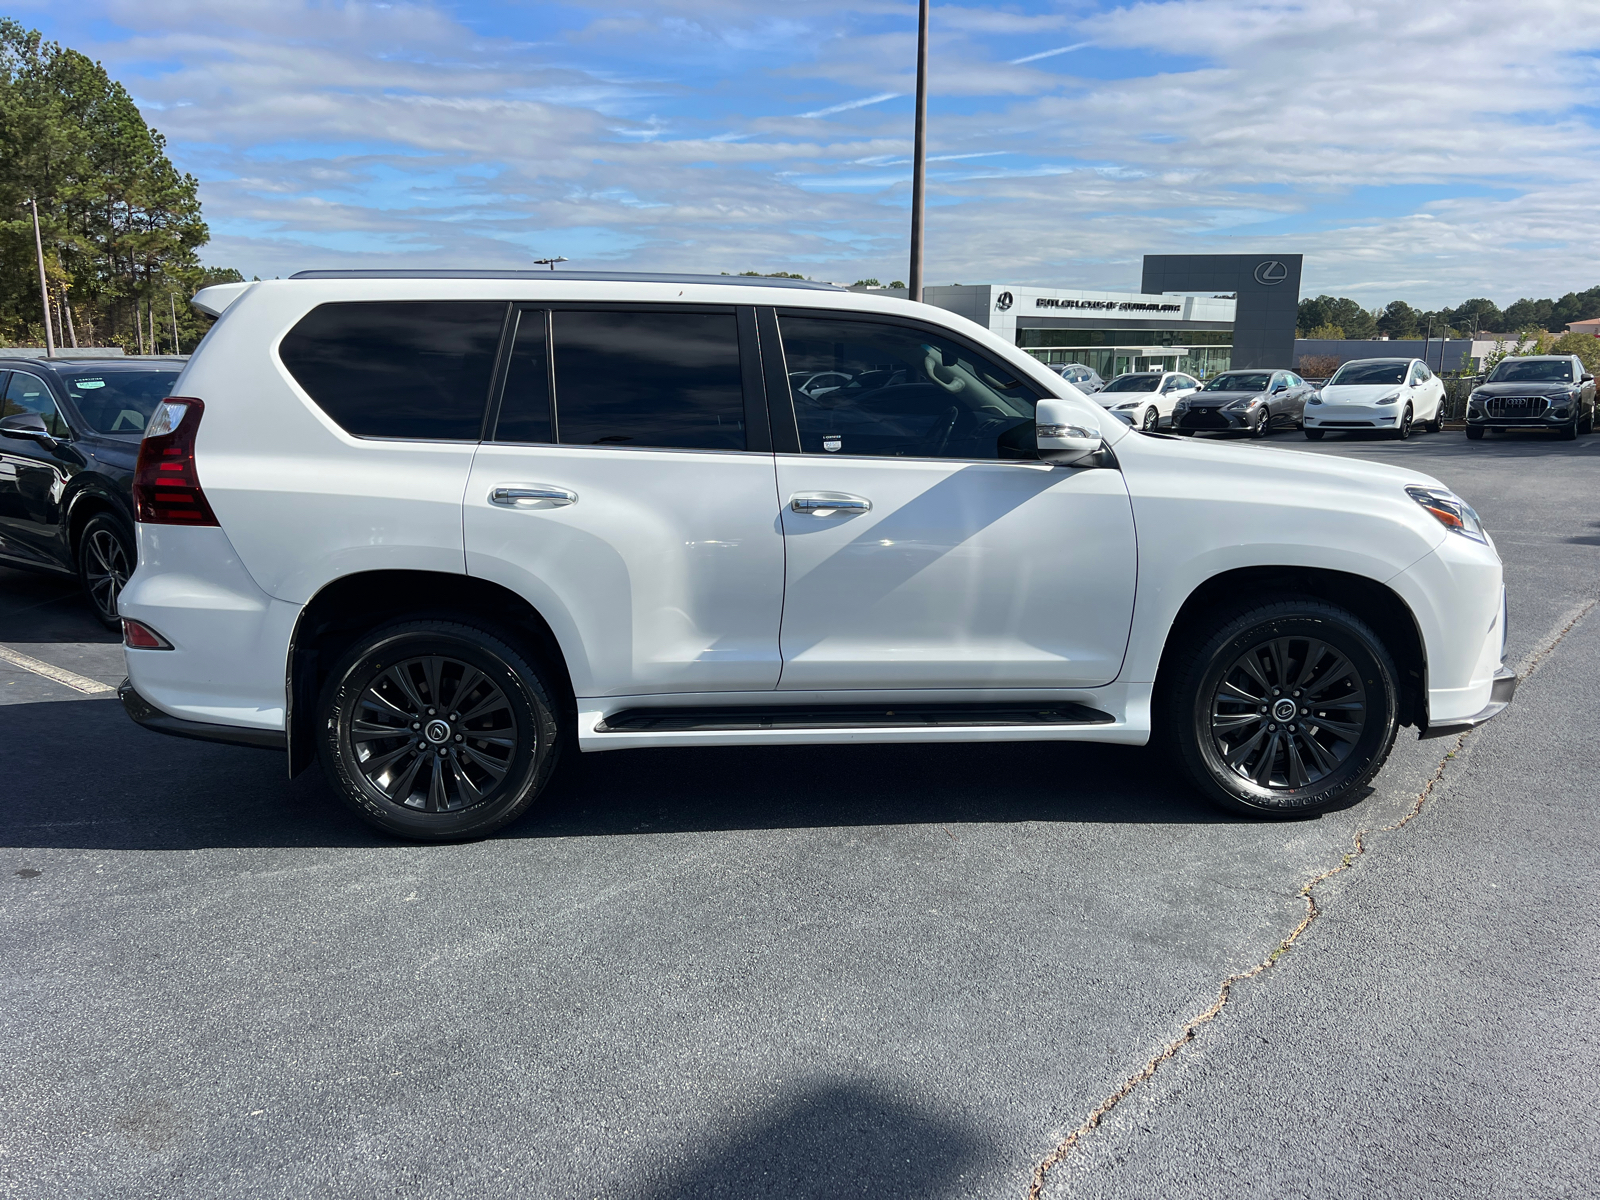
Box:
(766, 306, 1047, 465)
(3, 370, 73, 440)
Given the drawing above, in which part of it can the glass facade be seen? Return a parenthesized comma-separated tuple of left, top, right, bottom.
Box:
(1017, 327, 1232, 380)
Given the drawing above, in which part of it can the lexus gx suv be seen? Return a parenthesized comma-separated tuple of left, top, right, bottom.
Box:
(117, 271, 1515, 840)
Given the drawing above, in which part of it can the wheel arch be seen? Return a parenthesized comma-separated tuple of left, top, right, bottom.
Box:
(286, 570, 577, 777)
(1152, 565, 1428, 731)
(64, 487, 132, 559)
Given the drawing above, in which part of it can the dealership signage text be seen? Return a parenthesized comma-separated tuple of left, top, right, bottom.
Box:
(1035, 298, 1183, 313)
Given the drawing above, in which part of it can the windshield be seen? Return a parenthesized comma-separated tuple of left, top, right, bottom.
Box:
(1100, 374, 1162, 393)
(1203, 372, 1272, 392)
(58, 367, 180, 434)
(1329, 361, 1408, 386)
(1488, 359, 1574, 383)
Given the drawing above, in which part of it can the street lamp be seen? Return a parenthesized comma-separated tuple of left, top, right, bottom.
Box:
(907, 0, 929, 303)
(533, 257, 567, 271)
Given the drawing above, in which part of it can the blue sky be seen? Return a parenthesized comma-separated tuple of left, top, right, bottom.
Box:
(18, 0, 1600, 308)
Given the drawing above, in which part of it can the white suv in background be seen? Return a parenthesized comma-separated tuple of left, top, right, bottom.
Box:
(1306, 357, 1447, 440)
(118, 271, 1514, 841)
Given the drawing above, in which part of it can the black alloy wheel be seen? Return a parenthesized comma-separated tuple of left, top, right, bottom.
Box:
(319, 620, 561, 841)
(77, 513, 135, 629)
(1142, 406, 1160, 431)
(1164, 598, 1399, 816)
(1250, 409, 1269, 439)
(1558, 419, 1579, 441)
(1393, 405, 1413, 440)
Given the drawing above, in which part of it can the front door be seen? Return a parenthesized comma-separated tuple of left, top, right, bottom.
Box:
(768, 311, 1137, 692)
(464, 305, 785, 699)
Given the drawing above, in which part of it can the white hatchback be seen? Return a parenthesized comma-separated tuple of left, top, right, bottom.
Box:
(116, 271, 1513, 840)
(1305, 357, 1447, 440)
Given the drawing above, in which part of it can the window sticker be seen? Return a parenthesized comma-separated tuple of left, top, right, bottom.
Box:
(823, 435, 842, 452)
(76, 380, 107, 390)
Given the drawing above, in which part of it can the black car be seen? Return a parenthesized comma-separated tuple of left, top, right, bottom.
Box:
(1171, 369, 1313, 437)
(0, 356, 185, 625)
(1465, 355, 1596, 440)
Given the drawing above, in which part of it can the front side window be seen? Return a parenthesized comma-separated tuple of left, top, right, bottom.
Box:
(279, 301, 505, 440)
(550, 309, 746, 450)
(2, 372, 69, 438)
(778, 315, 1036, 459)
(1488, 358, 1574, 383)
(59, 367, 180, 434)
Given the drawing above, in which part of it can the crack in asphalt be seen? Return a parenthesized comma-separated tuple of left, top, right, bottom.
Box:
(1026, 596, 1598, 1200)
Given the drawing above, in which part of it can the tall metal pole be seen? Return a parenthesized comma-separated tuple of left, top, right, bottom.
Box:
(907, 0, 929, 303)
(170, 293, 180, 354)
(29, 199, 56, 356)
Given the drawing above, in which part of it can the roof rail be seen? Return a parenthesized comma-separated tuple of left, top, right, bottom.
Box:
(287, 269, 843, 291)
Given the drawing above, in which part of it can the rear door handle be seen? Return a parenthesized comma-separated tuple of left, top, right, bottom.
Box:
(790, 493, 871, 516)
(490, 484, 577, 507)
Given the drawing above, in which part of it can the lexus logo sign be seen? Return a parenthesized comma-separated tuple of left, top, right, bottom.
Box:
(1253, 260, 1289, 286)
(995, 291, 1014, 311)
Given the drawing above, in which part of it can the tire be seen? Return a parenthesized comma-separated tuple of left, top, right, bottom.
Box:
(1426, 403, 1443, 433)
(1557, 420, 1579, 441)
(1465, 426, 1484, 440)
(1142, 406, 1159, 432)
(1162, 598, 1400, 817)
(1250, 411, 1269, 439)
(1580, 409, 1594, 435)
(76, 512, 136, 629)
(1303, 429, 1325, 441)
(318, 620, 561, 841)
(1392, 405, 1412, 440)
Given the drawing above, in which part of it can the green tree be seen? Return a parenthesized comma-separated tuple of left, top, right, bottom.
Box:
(1376, 300, 1419, 339)
(1502, 297, 1554, 332)
(1298, 295, 1376, 339)
(1449, 297, 1504, 336)
(1304, 322, 1345, 340)
(0, 20, 227, 351)
(1550, 286, 1600, 331)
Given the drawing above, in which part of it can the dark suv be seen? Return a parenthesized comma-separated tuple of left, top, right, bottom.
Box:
(1466, 355, 1596, 440)
(0, 356, 186, 625)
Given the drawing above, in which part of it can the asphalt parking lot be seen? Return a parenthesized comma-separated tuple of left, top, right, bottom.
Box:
(3, 429, 1597, 1200)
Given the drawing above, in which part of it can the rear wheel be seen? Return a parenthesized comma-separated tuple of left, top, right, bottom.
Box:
(1163, 598, 1399, 816)
(318, 620, 561, 841)
(77, 513, 135, 629)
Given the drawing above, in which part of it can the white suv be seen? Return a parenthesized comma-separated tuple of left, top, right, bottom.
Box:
(117, 271, 1515, 840)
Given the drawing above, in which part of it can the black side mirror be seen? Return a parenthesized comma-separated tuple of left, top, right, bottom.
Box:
(1584, 373, 1594, 384)
(0, 411, 59, 446)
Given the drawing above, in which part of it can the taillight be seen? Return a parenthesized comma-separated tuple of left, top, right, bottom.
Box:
(122, 619, 173, 650)
(134, 397, 218, 526)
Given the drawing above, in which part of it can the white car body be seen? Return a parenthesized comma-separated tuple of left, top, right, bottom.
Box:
(1307, 357, 1447, 434)
(119, 276, 1507, 768)
(1094, 371, 1200, 429)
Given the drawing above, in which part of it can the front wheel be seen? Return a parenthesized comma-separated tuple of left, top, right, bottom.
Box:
(1557, 420, 1579, 441)
(1392, 405, 1413, 440)
(77, 513, 136, 629)
(318, 620, 561, 841)
(1249, 411, 1269, 439)
(1465, 426, 1484, 440)
(1163, 598, 1400, 816)
(1142, 406, 1159, 431)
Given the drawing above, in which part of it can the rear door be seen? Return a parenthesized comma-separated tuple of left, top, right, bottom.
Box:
(464, 305, 786, 699)
(764, 308, 1136, 692)
(0, 370, 79, 569)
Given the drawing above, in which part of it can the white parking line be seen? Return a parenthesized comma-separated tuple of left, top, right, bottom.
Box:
(0, 644, 117, 694)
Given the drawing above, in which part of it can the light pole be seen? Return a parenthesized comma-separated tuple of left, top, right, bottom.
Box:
(170, 293, 181, 354)
(533, 257, 567, 271)
(907, 0, 929, 303)
(26, 199, 56, 356)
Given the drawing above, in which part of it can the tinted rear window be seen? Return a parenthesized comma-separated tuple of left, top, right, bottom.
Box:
(550, 309, 745, 450)
(59, 368, 180, 434)
(280, 301, 505, 440)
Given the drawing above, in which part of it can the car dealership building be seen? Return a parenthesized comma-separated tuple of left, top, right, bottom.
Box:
(856, 254, 1306, 380)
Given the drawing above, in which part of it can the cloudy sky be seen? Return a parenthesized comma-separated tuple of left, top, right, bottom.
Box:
(21, 0, 1600, 306)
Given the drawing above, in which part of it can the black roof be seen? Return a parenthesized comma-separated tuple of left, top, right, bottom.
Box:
(287, 269, 843, 291)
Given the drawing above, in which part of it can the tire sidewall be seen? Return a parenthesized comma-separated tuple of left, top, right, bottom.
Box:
(319, 623, 558, 840)
(76, 512, 135, 628)
(1176, 605, 1399, 816)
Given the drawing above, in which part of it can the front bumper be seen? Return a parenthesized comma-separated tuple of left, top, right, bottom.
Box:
(1303, 407, 1398, 428)
(1420, 667, 1518, 738)
(120, 679, 287, 751)
(1172, 407, 1253, 431)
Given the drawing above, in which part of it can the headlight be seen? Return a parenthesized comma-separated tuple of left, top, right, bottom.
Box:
(1114, 401, 1141, 410)
(1174, 399, 1189, 411)
(1307, 393, 1322, 404)
(1406, 486, 1488, 545)
(1224, 396, 1261, 411)
(1374, 391, 1401, 404)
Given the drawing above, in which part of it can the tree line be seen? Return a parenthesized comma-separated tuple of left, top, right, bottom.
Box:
(0, 20, 239, 354)
(1297, 288, 1600, 341)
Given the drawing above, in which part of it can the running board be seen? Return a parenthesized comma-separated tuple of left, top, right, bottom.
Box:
(593, 701, 1116, 734)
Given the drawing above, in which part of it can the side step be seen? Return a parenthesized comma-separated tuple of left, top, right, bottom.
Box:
(594, 701, 1115, 734)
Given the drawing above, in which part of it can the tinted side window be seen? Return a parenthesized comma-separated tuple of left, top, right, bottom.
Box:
(493, 309, 553, 444)
(2, 372, 69, 438)
(552, 309, 745, 450)
(778, 315, 1036, 459)
(279, 301, 505, 440)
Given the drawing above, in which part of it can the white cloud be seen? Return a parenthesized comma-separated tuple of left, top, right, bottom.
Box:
(800, 92, 903, 119)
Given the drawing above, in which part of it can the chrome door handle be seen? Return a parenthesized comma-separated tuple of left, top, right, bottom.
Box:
(490, 484, 577, 507)
(790, 493, 871, 516)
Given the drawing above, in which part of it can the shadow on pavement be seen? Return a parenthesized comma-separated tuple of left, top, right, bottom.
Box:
(617, 1078, 990, 1200)
(2, 696, 1252, 852)
(0, 565, 116, 644)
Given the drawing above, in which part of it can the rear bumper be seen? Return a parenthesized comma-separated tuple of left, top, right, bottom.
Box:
(1420, 667, 1518, 739)
(120, 679, 286, 751)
